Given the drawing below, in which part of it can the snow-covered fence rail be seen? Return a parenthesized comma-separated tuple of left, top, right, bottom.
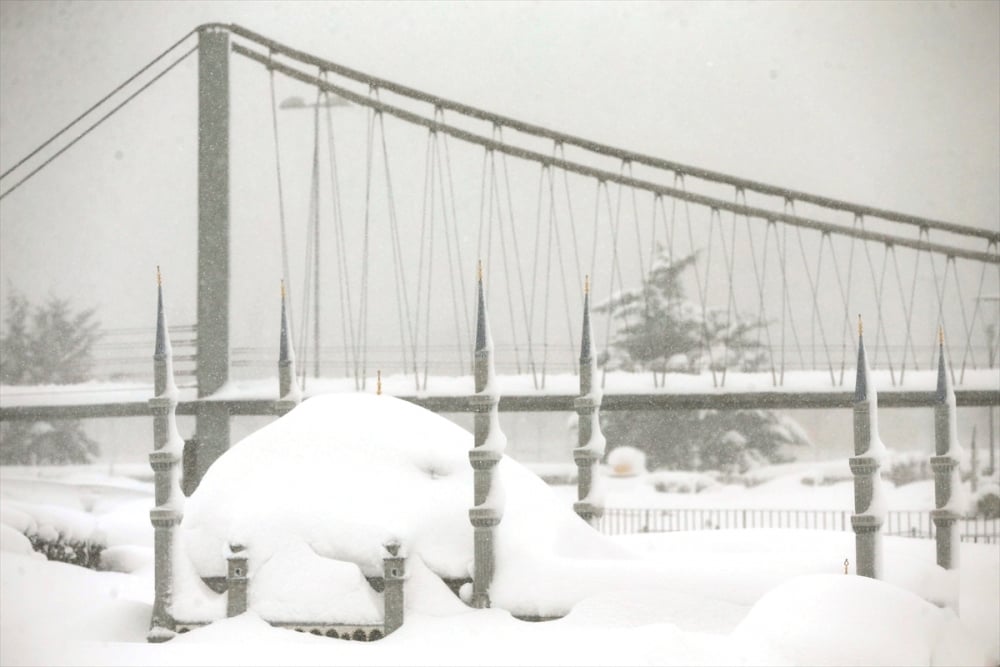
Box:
(599, 508, 1000, 544)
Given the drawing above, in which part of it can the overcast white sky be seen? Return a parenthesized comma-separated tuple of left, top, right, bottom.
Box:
(0, 1, 997, 351)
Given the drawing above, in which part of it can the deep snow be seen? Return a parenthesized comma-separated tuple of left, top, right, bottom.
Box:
(1, 391, 998, 666)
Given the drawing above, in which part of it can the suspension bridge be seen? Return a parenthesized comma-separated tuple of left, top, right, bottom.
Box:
(1, 25, 998, 448)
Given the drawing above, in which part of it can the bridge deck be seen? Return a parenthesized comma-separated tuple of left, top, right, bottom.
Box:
(1, 369, 996, 420)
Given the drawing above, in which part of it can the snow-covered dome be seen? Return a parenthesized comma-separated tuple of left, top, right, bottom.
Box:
(176, 393, 625, 620)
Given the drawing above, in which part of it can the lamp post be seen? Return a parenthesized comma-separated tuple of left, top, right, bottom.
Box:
(975, 295, 999, 476)
(279, 92, 352, 380)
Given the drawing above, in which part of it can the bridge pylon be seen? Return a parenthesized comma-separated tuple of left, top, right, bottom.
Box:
(193, 25, 231, 489)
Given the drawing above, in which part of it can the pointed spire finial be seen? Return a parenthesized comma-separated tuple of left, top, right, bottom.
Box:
(584, 274, 590, 296)
(154, 266, 167, 359)
(475, 261, 489, 353)
(935, 326, 951, 402)
(377, 370, 382, 396)
(477, 259, 483, 283)
(280, 279, 286, 300)
(854, 314, 870, 403)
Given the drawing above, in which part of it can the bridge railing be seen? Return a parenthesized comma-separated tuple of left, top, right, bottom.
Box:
(599, 507, 1000, 544)
(83, 333, 997, 385)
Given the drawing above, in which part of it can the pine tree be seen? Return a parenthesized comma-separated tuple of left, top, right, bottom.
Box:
(0, 291, 101, 464)
(595, 248, 810, 473)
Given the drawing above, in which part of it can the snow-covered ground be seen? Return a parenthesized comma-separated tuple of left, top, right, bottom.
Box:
(2, 393, 998, 666)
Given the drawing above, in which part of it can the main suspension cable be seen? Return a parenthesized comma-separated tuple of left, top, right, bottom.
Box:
(0, 29, 198, 182)
(0, 45, 197, 202)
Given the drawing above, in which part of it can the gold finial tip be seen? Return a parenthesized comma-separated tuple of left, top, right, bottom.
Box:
(156, 265, 162, 287)
(376, 370, 382, 396)
(938, 326, 944, 345)
(280, 279, 286, 299)
(857, 314, 863, 337)
(584, 274, 590, 295)
(477, 259, 483, 283)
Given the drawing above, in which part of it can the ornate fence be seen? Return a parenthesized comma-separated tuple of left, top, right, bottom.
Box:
(599, 507, 1000, 544)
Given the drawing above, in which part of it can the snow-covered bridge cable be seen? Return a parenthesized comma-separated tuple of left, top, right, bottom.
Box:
(0, 45, 198, 203)
(225, 24, 998, 244)
(231, 42, 1000, 265)
(0, 28, 198, 182)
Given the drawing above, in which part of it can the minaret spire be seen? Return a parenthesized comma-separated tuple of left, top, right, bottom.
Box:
(931, 327, 961, 577)
(468, 262, 505, 609)
(475, 259, 489, 358)
(148, 268, 184, 641)
(854, 314, 869, 403)
(849, 314, 885, 579)
(573, 276, 606, 525)
(275, 280, 301, 416)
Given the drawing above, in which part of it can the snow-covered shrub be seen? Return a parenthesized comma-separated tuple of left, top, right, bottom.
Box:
(883, 452, 933, 486)
(969, 483, 1000, 519)
(26, 532, 104, 569)
(606, 445, 647, 477)
(646, 470, 716, 493)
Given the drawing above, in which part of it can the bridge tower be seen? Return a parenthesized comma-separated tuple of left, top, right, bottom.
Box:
(193, 25, 231, 487)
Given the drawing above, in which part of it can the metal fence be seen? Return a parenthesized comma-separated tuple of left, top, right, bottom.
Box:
(599, 508, 1000, 544)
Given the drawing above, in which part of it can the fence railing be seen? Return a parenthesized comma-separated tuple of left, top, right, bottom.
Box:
(599, 508, 1000, 544)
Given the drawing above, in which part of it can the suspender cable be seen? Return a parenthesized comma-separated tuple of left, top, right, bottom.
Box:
(438, 124, 473, 372)
(269, 65, 294, 338)
(527, 164, 547, 388)
(489, 146, 523, 375)
(358, 94, 377, 389)
(949, 258, 977, 381)
(298, 87, 322, 387)
(432, 116, 469, 376)
(414, 128, 435, 384)
(960, 241, 998, 378)
(498, 130, 538, 378)
(889, 245, 919, 382)
(375, 105, 419, 381)
(322, 84, 358, 381)
(546, 164, 577, 375)
(421, 135, 439, 389)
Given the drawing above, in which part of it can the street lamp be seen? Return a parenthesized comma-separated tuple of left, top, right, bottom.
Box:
(280, 94, 352, 110)
(280, 92, 352, 381)
(975, 295, 999, 476)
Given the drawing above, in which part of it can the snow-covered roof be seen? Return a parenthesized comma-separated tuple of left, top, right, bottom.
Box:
(176, 392, 626, 621)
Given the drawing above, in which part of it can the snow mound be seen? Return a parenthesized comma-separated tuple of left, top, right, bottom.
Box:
(179, 393, 627, 620)
(733, 574, 990, 666)
(1, 523, 40, 557)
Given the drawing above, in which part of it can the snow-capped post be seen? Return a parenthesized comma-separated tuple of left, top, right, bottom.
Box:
(931, 328, 962, 571)
(274, 280, 301, 416)
(148, 267, 185, 642)
(468, 261, 506, 609)
(573, 275, 607, 526)
(225, 543, 248, 617)
(382, 540, 406, 635)
(849, 316, 885, 579)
